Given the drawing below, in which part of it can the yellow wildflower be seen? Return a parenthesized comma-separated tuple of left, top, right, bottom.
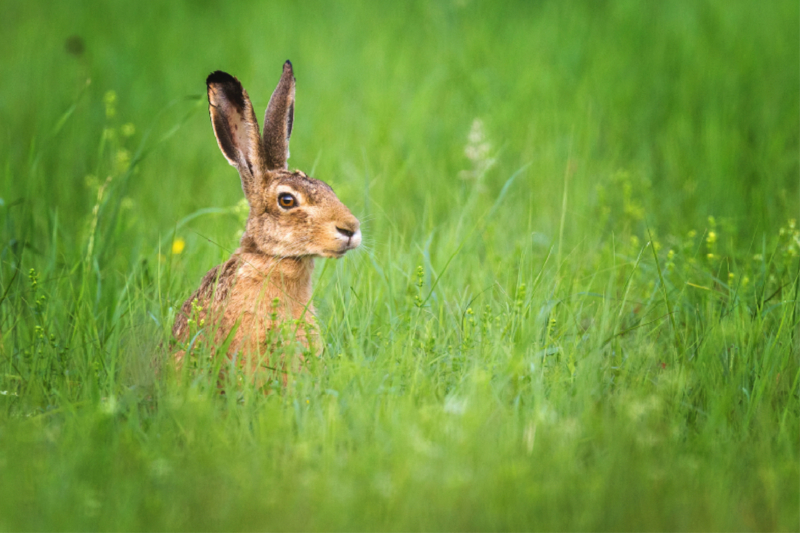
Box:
(172, 238, 186, 255)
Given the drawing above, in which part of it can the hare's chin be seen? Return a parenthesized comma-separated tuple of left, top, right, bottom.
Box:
(321, 248, 354, 259)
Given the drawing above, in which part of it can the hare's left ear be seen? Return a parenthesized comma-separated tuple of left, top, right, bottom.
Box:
(263, 60, 296, 170)
(207, 71, 265, 204)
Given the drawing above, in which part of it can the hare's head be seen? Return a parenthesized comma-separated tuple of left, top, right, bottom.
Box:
(206, 62, 361, 259)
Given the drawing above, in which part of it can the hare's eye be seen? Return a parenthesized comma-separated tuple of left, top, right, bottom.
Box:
(278, 193, 297, 209)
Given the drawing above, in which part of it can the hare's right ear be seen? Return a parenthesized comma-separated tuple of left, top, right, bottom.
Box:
(262, 61, 296, 170)
(207, 71, 265, 205)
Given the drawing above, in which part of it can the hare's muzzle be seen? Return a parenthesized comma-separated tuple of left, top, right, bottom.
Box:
(333, 218, 361, 253)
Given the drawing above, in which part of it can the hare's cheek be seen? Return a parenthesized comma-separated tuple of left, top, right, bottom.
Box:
(292, 211, 315, 235)
(292, 209, 311, 224)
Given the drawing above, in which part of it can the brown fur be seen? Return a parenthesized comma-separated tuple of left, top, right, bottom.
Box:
(172, 62, 360, 378)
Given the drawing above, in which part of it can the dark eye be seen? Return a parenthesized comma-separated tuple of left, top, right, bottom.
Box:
(278, 193, 297, 209)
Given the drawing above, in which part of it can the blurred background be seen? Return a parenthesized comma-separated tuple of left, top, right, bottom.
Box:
(1, 0, 797, 260)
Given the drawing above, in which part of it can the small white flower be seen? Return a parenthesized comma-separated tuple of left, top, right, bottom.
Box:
(459, 118, 495, 183)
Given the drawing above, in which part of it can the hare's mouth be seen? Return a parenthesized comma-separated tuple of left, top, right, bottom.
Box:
(321, 248, 350, 258)
(322, 242, 360, 258)
(323, 228, 361, 258)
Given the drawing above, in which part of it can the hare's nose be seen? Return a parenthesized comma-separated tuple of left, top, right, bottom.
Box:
(335, 218, 362, 248)
(336, 227, 355, 238)
(336, 218, 360, 237)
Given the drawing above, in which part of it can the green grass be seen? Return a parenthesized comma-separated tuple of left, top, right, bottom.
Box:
(1, 0, 798, 530)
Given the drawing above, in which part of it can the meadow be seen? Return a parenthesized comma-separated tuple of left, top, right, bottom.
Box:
(0, 0, 798, 530)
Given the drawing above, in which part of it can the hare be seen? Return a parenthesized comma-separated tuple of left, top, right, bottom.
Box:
(172, 61, 361, 378)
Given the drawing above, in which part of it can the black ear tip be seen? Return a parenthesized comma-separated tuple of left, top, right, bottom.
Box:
(283, 60, 293, 72)
(206, 70, 238, 87)
(206, 71, 247, 110)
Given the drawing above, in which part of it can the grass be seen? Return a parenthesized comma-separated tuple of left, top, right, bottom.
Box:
(0, 0, 798, 530)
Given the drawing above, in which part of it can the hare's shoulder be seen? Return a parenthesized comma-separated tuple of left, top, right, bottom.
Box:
(172, 256, 242, 339)
(192, 255, 242, 305)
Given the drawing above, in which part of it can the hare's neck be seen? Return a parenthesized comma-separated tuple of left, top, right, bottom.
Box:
(269, 255, 315, 283)
(235, 251, 315, 306)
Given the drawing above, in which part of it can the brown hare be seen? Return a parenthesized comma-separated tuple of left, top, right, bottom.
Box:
(172, 61, 361, 379)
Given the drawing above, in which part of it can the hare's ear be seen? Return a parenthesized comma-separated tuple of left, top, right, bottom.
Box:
(262, 61, 295, 170)
(207, 71, 265, 204)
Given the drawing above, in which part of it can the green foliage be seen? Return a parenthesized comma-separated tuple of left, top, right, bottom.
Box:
(0, 0, 798, 530)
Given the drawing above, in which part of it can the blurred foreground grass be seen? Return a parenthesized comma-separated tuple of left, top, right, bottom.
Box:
(0, 0, 798, 530)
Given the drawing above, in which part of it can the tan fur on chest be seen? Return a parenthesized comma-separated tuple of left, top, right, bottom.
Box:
(229, 254, 317, 353)
(172, 253, 318, 363)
